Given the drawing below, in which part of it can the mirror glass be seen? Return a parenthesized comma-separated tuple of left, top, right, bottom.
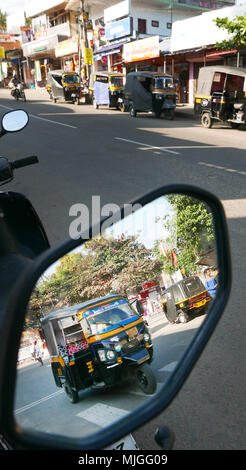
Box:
(2, 110, 28, 133)
(15, 193, 218, 439)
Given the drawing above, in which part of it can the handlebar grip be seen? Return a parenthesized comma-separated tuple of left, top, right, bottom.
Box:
(11, 156, 39, 169)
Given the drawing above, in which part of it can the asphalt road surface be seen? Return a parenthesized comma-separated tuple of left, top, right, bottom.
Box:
(1, 88, 246, 449)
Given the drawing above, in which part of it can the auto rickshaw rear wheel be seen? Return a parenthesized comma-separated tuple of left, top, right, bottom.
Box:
(201, 112, 213, 128)
(178, 310, 189, 323)
(64, 383, 79, 404)
(135, 364, 156, 395)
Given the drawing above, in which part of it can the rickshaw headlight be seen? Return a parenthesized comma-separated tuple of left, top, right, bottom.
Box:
(115, 344, 122, 353)
(98, 349, 106, 362)
(106, 350, 116, 360)
(143, 333, 150, 342)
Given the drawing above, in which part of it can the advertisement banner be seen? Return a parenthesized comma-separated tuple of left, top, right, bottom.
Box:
(123, 36, 160, 63)
(84, 48, 93, 65)
(106, 17, 132, 41)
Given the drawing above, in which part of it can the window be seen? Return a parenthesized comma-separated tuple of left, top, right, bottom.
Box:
(152, 20, 159, 28)
(138, 18, 147, 34)
(167, 22, 172, 30)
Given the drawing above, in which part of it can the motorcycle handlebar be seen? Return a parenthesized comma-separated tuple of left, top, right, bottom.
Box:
(11, 156, 39, 170)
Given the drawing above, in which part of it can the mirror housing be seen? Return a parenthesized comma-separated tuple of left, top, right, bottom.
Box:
(1, 184, 231, 450)
(1, 110, 29, 135)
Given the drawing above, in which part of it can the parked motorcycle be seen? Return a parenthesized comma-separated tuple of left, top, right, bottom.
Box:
(0, 109, 232, 452)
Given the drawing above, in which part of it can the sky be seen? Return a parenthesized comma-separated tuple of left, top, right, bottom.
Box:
(0, 0, 25, 15)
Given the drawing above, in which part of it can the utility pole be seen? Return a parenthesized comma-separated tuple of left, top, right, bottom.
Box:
(79, 0, 91, 84)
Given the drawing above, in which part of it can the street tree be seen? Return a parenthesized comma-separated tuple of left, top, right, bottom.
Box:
(0, 10, 7, 31)
(154, 195, 215, 275)
(25, 235, 163, 329)
(214, 14, 246, 50)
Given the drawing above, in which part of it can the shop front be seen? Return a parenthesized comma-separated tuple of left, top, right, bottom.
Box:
(122, 36, 162, 73)
(55, 36, 79, 73)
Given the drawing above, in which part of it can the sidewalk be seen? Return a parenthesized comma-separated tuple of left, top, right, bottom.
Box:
(175, 103, 195, 119)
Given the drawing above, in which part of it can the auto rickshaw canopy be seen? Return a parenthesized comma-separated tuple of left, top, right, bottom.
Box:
(196, 65, 246, 97)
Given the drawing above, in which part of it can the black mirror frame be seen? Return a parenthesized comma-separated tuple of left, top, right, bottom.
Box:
(1, 184, 232, 450)
(1, 110, 29, 135)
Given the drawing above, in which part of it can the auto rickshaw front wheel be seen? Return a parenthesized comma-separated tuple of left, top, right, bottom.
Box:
(63, 382, 79, 404)
(135, 364, 157, 395)
(201, 112, 213, 128)
(129, 105, 137, 117)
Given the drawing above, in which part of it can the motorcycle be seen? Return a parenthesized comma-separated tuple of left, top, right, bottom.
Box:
(0, 109, 232, 452)
(10, 82, 26, 102)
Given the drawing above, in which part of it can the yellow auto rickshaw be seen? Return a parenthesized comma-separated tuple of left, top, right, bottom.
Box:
(194, 65, 246, 128)
(41, 294, 156, 403)
(46, 70, 81, 105)
(89, 72, 125, 109)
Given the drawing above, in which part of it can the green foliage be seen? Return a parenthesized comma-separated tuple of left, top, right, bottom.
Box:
(0, 10, 7, 31)
(155, 195, 215, 276)
(25, 235, 163, 329)
(214, 14, 246, 50)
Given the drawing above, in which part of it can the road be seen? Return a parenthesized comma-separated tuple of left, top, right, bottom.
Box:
(1, 88, 246, 449)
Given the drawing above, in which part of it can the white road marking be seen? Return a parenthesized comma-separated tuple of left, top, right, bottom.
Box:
(159, 361, 178, 372)
(77, 403, 129, 427)
(199, 161, 246, 176)
(0, 104, 77, 128)
(115, 137, 180, 155)
(29, 113, 77, 128)
(14, 390, 63, 414)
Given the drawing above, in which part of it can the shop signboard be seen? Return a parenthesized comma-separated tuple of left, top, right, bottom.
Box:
(0, 47, 4, 59)
(105, 17, 132, 41)
(123, 36, 160, 63)
(84, 48, 93, 65)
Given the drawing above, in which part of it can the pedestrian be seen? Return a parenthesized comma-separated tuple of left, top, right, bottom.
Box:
(204, 268, 218, 299)
(33, 340, 43, 366)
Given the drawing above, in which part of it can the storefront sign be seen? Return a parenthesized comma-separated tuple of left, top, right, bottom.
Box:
(123, 36, 160, 63)
(55, 38, 78, 58)
(0, 47, 4, 59)
(104, 0, 131, 24)
(106, 17, 132, 41)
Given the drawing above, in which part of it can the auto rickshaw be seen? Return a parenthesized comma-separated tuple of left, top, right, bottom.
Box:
(122, 72, 177, 119)
(194, 65, 246, 128)
(161, 276, 211, 324)
(41, 294, 156, 403)
(46, 70, 81, 104)
(88, 71, 125, 109)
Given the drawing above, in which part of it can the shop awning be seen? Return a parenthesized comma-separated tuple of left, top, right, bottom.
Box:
(93, 41, 126, 58)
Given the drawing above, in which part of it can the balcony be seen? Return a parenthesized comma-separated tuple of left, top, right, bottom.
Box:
(22, 22, 71, 58)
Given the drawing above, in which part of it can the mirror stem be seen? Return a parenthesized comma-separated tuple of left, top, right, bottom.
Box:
(154, 426, 175, 450)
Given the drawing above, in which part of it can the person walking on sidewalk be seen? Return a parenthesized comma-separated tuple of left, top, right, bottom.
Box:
(33, 340, 43, 366)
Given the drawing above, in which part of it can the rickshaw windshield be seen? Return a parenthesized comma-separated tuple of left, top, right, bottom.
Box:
(183, 277, 206, 298)
(154, 77, 173, 89)
(84, 300, 137, 335)
(63, 74, 80, 84)
(110, 76, 124, 87)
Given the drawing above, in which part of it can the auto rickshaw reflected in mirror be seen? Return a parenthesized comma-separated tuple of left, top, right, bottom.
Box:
(15, 193, 219, 439)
